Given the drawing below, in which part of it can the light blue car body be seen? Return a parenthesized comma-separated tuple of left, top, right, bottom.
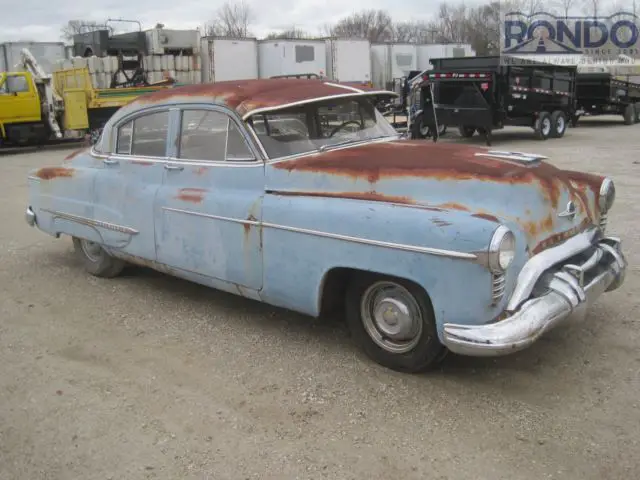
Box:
(25, 80, 626, 355)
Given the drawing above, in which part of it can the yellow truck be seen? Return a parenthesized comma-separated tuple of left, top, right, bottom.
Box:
(0, 48, 174, 147)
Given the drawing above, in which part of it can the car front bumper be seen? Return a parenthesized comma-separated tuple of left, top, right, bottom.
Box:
(443, 233, 627, 356)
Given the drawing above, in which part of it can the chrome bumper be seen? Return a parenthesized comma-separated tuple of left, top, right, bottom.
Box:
(443, 235, 627, 356)
(25, 206, 36, 227)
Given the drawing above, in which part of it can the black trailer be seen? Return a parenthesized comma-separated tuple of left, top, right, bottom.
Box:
(574, 73, 640, 125)
(412, 56, 578, 146)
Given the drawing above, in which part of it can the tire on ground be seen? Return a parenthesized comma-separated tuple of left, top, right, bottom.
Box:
(72, 237, 126, 278)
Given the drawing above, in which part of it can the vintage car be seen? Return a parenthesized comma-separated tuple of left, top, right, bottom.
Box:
(25, 78, 627, 373)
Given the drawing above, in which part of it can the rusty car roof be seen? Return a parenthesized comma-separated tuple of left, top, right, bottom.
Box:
(127, 78, 398, 119)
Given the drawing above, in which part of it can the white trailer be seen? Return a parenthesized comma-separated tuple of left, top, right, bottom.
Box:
(200, 37, 259, 83)
(370, 43, 418, 89)
(258, 39, 326, 78)
(325, 38, 371, 83)
(145, 28, 201, 55)
(416, 43, 475, 71)
(1, 41, 67, 75)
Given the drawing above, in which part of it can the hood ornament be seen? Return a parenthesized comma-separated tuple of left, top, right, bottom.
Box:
(558, 201, 577, 219)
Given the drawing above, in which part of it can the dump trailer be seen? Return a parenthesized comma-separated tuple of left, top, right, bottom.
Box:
(412, 55, 578, 146)
(0, 48, 174, 148)
(575, 72, 640, 125)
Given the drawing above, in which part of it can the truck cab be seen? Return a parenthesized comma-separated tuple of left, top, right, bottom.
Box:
(0, 71, 45, 145)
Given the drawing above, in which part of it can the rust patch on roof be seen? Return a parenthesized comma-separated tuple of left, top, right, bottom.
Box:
(130, 79, 393, 118)
(35, 167, 74, 180)
(472, 212, 500, 223)
(175, 187, 207, 203)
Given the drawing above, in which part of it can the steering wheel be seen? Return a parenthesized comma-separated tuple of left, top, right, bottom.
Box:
(328, 120, 362, 137)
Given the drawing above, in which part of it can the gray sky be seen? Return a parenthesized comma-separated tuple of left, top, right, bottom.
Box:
(0, 0, 450, 43)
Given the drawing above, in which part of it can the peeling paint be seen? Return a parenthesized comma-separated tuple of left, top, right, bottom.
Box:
(175, 187, 207, 204)
(35, 167, 75, 180)
(472, 212, 500, 223)
(267, 189, 415, 205)
(131, 160, 154, 166)
(431, 218, 453, 227)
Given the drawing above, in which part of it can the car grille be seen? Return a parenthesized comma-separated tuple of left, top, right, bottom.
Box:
(491, 272, 506, 305)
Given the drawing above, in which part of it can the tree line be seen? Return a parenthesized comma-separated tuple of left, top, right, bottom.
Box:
(61, 0, 636, 57)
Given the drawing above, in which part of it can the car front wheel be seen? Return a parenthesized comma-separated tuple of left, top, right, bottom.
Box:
(345, 273, 445, 372)
(73, 237, 125, 278)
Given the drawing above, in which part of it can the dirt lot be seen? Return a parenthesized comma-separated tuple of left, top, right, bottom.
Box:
(1, 117, 639, 480)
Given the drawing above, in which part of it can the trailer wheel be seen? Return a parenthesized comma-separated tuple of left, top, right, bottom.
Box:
(623, 104, 635, 125)
(458, 125, 476, 138)
(534, 112, 552, 140)
(411, 113, 428, 139)
(550, 110, 567, 138)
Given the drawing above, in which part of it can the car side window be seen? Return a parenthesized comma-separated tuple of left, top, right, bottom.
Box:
(179, 109, 254, 162)
(131, 111, 169, 157)
(116, 121, 133, 155)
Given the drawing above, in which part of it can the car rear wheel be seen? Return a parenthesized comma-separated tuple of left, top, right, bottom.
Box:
(550, 110, 567, 138)
(345, 273, 445, 372)
(73, 237, 126, 278)
(534, 111, 552, 139)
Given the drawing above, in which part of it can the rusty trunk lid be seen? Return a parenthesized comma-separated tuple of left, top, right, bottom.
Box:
(270, 139, 605, 256)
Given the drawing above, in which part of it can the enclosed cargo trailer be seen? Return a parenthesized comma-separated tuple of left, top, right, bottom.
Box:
(258, 39, 326, 79)
(201, 37, 259, 83)
(371, 43, 417, 90)
(325, 38, 371, 84)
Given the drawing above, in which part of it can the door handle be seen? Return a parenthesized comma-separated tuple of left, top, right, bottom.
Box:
(103, 158, 119, 165)
(164, 163, 184, 171)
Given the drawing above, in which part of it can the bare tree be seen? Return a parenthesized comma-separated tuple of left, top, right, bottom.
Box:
(265, 27, 309, 39)
(61, 20, 108, 42)
(392, 21, 436, 42)
(465, 2, 503, 54)
(330, 9, 394, 42)
(205, 0, 254, 37)
(581, 0, 602, 18)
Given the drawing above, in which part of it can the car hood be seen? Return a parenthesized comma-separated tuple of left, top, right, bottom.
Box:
(268, 139, 605, 255)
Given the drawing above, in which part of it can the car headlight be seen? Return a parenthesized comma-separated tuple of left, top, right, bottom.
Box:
(599, 178, 615, 213)
(488, 225, 516, 272)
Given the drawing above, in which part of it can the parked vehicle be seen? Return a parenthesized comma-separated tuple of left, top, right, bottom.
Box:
(575, 72, 640, 125)
(25, 78, 627, 372)
(258, 39, 327, 79)
(200, 37, 258, 84)
(0, 48, 174, 148)
(413, 55, 578, 145)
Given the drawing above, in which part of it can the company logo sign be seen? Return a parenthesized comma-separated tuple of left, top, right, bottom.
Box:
(501, 10, 640, 67)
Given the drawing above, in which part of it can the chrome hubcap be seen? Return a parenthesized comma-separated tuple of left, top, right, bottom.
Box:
(360, 281, 423, 354)
(80, 239, 103, 262)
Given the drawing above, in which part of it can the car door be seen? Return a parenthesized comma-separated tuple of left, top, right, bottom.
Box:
(92, 106, 169, 258)
(154, 105, 264, 291)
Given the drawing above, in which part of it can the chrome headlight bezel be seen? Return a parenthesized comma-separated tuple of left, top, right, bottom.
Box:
(488, 225, 516, 273)
(599, 177, 615, 213)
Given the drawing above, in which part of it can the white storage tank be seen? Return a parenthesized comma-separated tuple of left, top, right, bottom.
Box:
(370, 43, 417, 89)
(417, 43, 476, 71)
(325, 38, 371, 83)
(0, 41, 67, 74)
(258, 39, 327, 78)
(201, 37, 259, 83)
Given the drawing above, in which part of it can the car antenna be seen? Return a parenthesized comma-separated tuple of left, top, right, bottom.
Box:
(429, 81, 439, 143)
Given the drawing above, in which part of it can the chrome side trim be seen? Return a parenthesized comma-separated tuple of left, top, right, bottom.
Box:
(507, 227, 601, 311)
(162, 207, 477, 260)
(41, 209, 139, 235)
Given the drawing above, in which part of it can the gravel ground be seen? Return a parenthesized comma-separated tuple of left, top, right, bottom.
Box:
(1, 117, 639, 480)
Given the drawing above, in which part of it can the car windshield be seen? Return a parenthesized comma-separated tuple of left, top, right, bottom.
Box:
(248, 96, 398, 158)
